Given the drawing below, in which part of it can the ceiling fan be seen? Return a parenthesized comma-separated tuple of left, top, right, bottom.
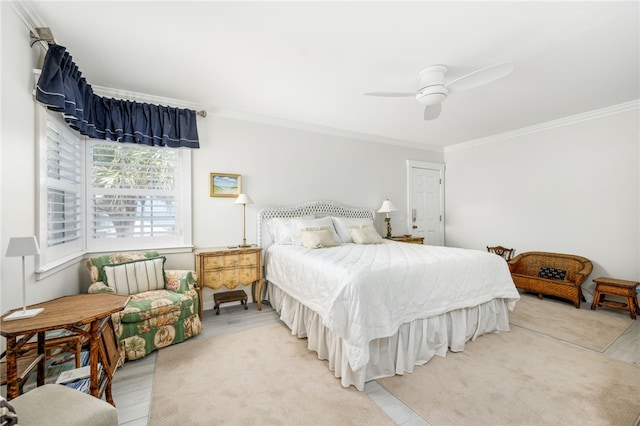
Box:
(365, 61, 514, 121)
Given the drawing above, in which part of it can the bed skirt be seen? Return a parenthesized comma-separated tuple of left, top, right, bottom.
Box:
(267, 281, 513, 390)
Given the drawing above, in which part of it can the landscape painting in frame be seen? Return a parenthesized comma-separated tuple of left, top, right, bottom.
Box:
(210, 173, 241, 197)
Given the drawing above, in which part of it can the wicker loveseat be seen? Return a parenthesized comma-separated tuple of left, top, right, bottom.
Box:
(87, 251, 202, 361)
(508, 251, 593, 308)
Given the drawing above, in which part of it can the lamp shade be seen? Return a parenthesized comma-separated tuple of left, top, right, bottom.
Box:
(6, 236, 40, 257)
(234, 193, 253, 205)
(377, 199, 398, 214)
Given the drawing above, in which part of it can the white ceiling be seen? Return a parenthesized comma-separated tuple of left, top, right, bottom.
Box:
(27, 1, 640, 150)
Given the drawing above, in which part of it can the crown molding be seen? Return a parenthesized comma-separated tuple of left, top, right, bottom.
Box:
(445, 100, 640, 153)
(208, 107, 444, 153)
(10, 1, 44, 31)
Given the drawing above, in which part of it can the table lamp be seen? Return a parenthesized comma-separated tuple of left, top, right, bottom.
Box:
(4, 236, 44, 321)
(377, 199, 399, 239)
(234, 193, 253, 248)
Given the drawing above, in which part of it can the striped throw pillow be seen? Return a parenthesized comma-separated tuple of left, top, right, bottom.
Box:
(102, 257, 166, 295)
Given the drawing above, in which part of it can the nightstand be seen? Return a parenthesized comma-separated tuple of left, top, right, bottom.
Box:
(194, 247, 263, 317)
(391, 235, 424, 245)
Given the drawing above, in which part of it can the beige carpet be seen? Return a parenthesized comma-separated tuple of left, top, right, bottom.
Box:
(509, 294, 634, 351)
(149, 322, 393, 425)
(378, 326, 640, 425)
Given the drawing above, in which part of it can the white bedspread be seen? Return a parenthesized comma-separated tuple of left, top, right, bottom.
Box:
(265, 241, 520, 371)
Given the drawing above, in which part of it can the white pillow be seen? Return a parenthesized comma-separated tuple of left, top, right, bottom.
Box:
(300, 229, 340, 249)
(350, 225, 384, 244)
(332, 217, 375, 243)
(267, 218, 294, 245)
(290, 217, 340, 246)
(267, 215, 316, 245)
(102, 257, 166, 295)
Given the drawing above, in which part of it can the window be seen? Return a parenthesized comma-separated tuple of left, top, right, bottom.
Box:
(37, 109, 84, 270)
(86, 141, 192, 252)
(37, 107, 192, 271)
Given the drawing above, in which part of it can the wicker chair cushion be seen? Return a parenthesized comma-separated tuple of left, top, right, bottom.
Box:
(537, 266, 567, 280)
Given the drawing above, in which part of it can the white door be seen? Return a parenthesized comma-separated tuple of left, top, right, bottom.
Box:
(407, 161, 444, 246)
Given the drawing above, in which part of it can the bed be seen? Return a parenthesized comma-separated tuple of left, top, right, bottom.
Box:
(258, 200, 520, 390)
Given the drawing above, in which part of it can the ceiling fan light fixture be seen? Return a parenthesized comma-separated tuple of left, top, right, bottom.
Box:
(416, 85, 448, 105)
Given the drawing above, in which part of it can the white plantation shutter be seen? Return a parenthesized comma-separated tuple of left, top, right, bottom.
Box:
(38, 109, 85, 270)
(86, 141, 191, 251)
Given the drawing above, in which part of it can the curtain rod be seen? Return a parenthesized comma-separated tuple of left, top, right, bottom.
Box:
(30, 27, 55, 47)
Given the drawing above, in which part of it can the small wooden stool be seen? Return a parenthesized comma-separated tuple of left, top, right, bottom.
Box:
(591, 277, 640, 319)
(213, 290, 248, 315)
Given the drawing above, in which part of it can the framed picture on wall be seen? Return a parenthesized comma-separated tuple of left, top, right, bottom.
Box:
(210, 173, 242, 197)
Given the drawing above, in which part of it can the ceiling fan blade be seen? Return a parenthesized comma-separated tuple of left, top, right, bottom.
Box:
(424, 103, 442, 121)
(446, 61, 514, 94)
(364, 92, 415, 97)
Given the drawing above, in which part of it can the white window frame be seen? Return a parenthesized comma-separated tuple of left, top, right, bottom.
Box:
(85, 141, 192, 253)
(36, 107, 193, 273)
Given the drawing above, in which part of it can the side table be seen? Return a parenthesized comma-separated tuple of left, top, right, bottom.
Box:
(391, 235, 425, 245)
(591, 277, 640, 319)
(194, 247, 263, 317)
(0, 293, 129, 404)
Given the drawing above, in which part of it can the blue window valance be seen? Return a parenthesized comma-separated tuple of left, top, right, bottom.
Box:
(36, 44, 199, 148)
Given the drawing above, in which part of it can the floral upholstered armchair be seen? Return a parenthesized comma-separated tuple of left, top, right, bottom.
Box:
(87, 251, 202, 361)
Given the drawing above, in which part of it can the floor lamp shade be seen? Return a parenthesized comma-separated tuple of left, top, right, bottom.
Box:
(234, 194, 253, 248)
(4, 236, 44, 321)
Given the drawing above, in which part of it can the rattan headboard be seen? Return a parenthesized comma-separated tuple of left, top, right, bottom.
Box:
(257, 200, 375, 251)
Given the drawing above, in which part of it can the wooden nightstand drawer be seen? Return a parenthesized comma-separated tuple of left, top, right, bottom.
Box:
(202, 252, 258, 270)
(203, 256, 225, 270)
(202, 267, 260, 289)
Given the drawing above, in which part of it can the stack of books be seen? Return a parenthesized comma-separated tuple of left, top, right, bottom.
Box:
(54, 352, 102, 393)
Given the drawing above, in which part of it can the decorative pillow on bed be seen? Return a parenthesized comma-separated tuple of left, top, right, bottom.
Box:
(268, 218, 294, 245)
(267, 216, 316, 244)
(331, 217, 375, 243)
(102, 257, 166, 295)
(300, 229, 340, 249)
(291, 217, 340, 246)
(350, 225, 384, 244)
(538, 266, 567, 280)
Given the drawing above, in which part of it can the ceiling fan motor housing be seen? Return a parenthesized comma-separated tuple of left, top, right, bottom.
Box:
(416, 64, 449, 105)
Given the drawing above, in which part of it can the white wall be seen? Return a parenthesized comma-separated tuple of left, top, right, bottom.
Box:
(444, 109, 640, 299)
(1, 3, 86, 317)
(192, 115, 442, 249)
